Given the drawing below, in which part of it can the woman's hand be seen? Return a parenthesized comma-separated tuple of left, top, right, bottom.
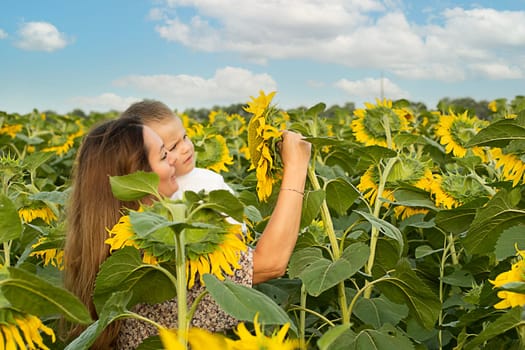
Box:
(280, 130, 311, 173)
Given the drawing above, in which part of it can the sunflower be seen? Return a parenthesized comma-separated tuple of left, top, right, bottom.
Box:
(226, 313, 300, 350)
(197, 134, 234, 173)
(434, 110, 488, 160)
(488, 100, 498, 113)
(18, 206, 57, 225)
(0, 310, 56, 350)
(159, 326, 229, 350)
(186, 225, 247, 288)
(0, 124, 22, 138)
(244, 91, 283, 202)
(357, 156, 434, 219)
(105, 214, 158, 265)
(351, 98, 413, 149)
(491, 148, 525, 186)
(106, 213, 247, 287)
(30, 237, 64, 270)
(489, 247, 525, 309)
(430, 172, 490, 209)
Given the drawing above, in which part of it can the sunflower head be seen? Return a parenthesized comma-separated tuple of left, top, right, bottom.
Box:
(0, 123, 23, 138)
(227, 313, 300, 350)
(434, 110, 489, 159)
(244, 91, 283, 202)
(351, 98, 413, 149)
(18, 205, 57, 225)
(106, 202, 247, 288)
(159, 326, 228, 350)
(489, 247, 525, 309)
(357, 156, 433, 219)
(430, 172, 490, 209)
(0, 309, 56, 349)
(196, 134, 234, 173)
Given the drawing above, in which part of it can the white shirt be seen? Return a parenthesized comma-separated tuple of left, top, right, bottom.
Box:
(171, 168, 245, 230)
(171, 167, 234, 200)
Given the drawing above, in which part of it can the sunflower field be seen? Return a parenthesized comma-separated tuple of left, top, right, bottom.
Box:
(1, 92, 525, 349)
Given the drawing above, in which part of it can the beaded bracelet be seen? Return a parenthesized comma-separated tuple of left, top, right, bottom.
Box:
(280, 188, 305, 196)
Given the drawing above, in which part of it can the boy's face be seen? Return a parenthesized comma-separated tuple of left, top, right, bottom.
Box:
(148, 116, 195, 177)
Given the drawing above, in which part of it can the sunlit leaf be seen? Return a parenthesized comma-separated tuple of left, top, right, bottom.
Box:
(110, 171, 160, 201)
(355, 210, 404, 253)
(0, 194, 22, 242)
(202, 274, 295, 332)
(1, 267, 92, 324)
(325, 178, 359, 215)
(463, 188, 525, 256)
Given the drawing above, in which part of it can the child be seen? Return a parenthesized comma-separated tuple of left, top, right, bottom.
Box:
(120, 100, 234, 201)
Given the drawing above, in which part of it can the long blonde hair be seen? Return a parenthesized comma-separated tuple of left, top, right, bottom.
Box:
(64, 118, 150, 348)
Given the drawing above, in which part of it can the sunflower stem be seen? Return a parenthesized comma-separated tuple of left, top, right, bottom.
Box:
(448, 233, 459, 265)
(307, 166, 350, 324)
(174, 230, 188, 348)
(364, 157, 397, 299)
(3, 242, 10, 267)
(299, 283, 306, 349)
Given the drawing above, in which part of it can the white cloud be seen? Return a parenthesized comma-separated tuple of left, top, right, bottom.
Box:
(0, 29, 7, 39)
(15, 21, 70, 52)
(334, 77, 410, 101)
(69, 93, 141, 112)
(113, 66, 277, 108)
(152, 1, 525, 81)
(469, 63, 523, 80)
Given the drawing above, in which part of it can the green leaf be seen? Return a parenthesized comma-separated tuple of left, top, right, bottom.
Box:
(415, 245, 442, 259)
(29, 190, 68, 205)
(463, 188, 525, 256)
(466, 119, 525, 147)
(442, 269, 476, 287)
(93, 247, 176, 313)
(110, 171, 160, 201)
(288, 247, 324, 279)
(317, 324, 352, 350)
(0, 194, 22, 242)
(299, 254, 356, 297)
(499, 281, 525, 294)
(301, 189, 325, 228)
(325, 178, 359, 216)
(202, 274, 295, 332)
(303, 136, 343, 148)
(392, 188, 437, 210)
(208, 189, 245, 222)
(1, 267, 92, 324)
(21, 152, 54, 172)
(65, 291, 134, 350)
(435, 207, 477, 235)
(354, 210, 404, 253)
(353, 295, 409, 328)
(376, 259, 441, 329)
(464, 307, 523, 350)
(354, 145, 397, 164)
(340, 242, 370, 275)
(495, 225, 525, 261)
(393, 134, 427, 148)
(350, 324, 415, 350)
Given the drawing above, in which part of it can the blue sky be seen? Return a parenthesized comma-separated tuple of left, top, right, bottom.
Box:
(1, 0, 524, 115)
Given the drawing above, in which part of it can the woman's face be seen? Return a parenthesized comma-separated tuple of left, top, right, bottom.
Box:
(143, 125, 179, 197)
(148, 116, 195, 177)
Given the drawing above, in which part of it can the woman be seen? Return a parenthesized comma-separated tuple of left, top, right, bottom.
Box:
(63, 118, 177, 348)
(64, 115, 311, 348)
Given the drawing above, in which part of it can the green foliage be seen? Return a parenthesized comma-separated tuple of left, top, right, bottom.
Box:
(3, 95, 525, 349)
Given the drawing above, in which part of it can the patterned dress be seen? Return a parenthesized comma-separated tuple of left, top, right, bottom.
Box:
(116, 248, 253, 349)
